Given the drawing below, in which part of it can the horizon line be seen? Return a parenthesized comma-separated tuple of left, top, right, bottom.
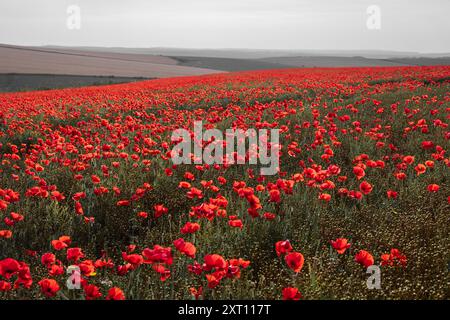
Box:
(2, 43, 450, 56)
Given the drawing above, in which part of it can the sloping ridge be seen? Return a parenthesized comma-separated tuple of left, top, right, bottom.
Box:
(0, 44, 223, 78)
(259, 56, 450, 67)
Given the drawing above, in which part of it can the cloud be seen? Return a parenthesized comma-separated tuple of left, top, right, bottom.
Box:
(0, 0, 448, 52)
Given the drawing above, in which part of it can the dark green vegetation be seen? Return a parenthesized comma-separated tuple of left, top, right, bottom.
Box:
(0, 74, 150, 92)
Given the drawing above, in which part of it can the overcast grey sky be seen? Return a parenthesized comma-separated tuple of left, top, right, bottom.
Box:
(0, 0, 449, 52)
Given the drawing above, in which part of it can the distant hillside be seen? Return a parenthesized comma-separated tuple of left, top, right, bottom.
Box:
(171, 56, 291, 71)
(43, 46, 450, 59)
(0, 44, 222, 78)
(259, 56, 406, 68)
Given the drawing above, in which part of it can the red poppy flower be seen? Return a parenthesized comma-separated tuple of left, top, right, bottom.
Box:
(394, 172, 407, 180)
(0, 230, 12, 239)
(106, 287, 125, 300)
(421, 141, 434, 150)
(386, 190, 398, 199)
(425, 160, 434, 168)
(403, 155, 415, 165)
(318, 193, 332, 202)
(122, 253, 144, 267)
(51, 236, 71, 251)
(91, 175, 101, 184)
(184, 172, 195, 181)
(282, 287, 302, 300)
(187, 187, 203, 199)
(263, 212, 276, 220)
(381, 249, 407, 267)
(359, 181, 373, 195)
(77, 260, 95, 276)
(142, 245, 173, 265)
(154, 204, 168, 218)
(228, 219, 243, 229)
(0, 199, 8, 211)
(285, 252, 304, 273)
(275, 240, 293, 257)
(137, 211, 148, 218)
(331, 238, 351, 254)
(206, 273, 221, 289)
(354, 250, 374, 268)
(414, 164, 426, 175)
(178, 181, 191, 189)
(152, 264, 171, 281)
(0, 280, 12, 292)
(41, 253, 56, 267)
(116, 200, 130, 206)
(189, 286, 203, 300)
(84, 284, 102, 300)
(353, 166, 365, 180)
(72, 192, 86, 201)
(117, 264, 132, 276)
(204, 254, 227, 270)
(269, 189, 281, 203)
(48, 263, 64, 277)
(427, 184, 440, 192)
(180, 222, 200, 234)
(217, 176, 227, 185)
(229, 258, 251, 269)
(173, 238, 196, 258)
(50, 191, 66, 202)
(75, 201, 84, 215)
(59, 236, 71, 245)
(0, 258, 20, 279)
(67, 247, 84, 262)
(38, 279, 60, 298)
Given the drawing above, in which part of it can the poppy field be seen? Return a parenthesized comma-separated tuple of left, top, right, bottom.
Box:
(0, 66, 449, 300)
